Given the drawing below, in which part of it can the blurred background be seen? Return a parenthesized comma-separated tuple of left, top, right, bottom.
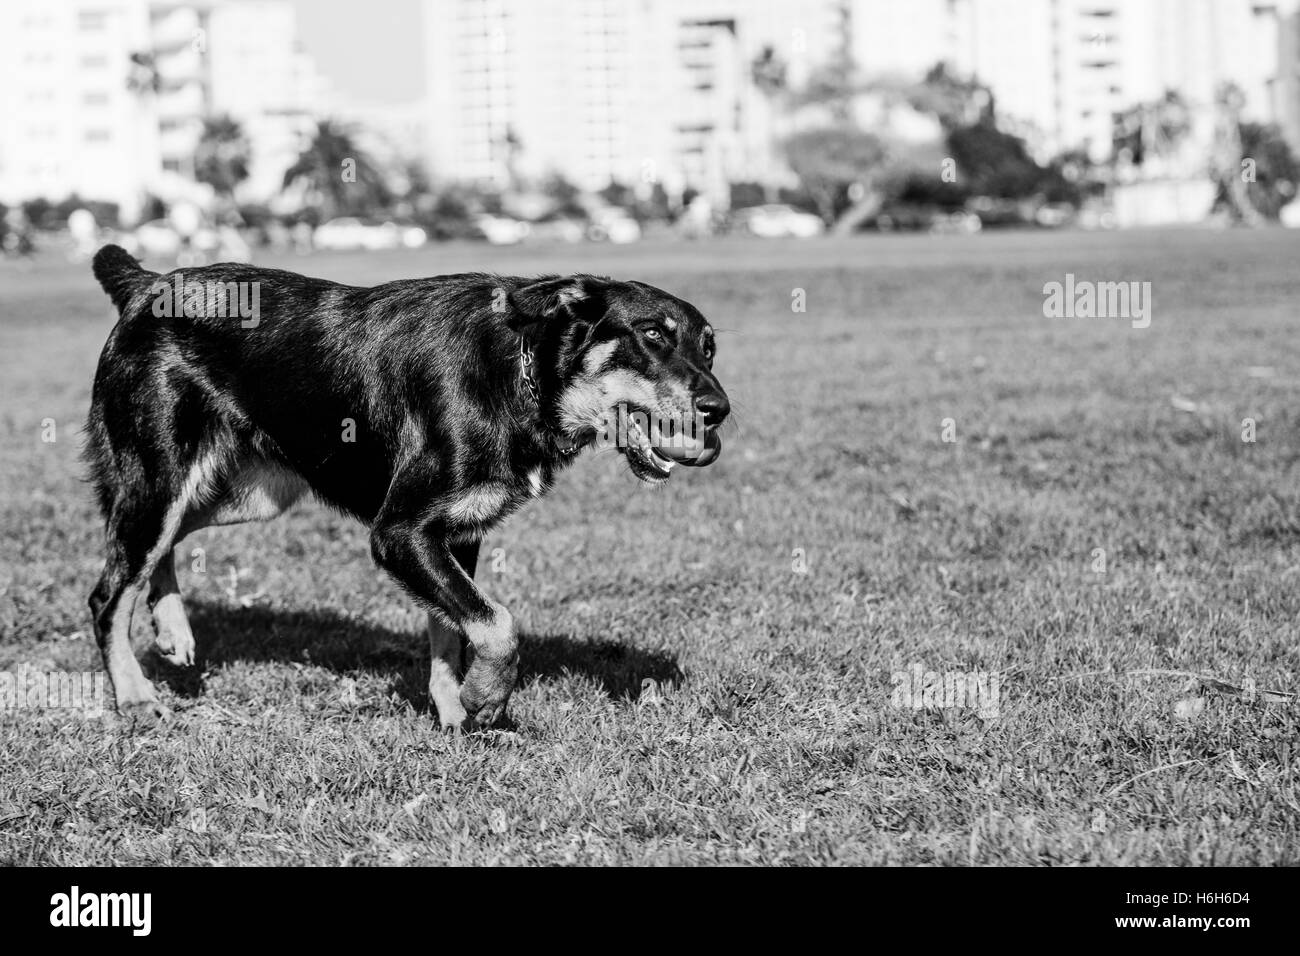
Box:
(2, 0, 1300, 262)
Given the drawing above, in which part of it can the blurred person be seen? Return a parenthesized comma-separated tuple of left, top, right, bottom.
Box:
(169, 199, 204, 266)
(68, 208, 99, 261)
(291, 220, 314, 255)
(679, 194, 714, 239)
(2, 206, 35, 261)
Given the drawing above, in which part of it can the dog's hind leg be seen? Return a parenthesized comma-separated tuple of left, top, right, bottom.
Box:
(426, 541, 480, 730)
(139, 455, 305, 668)
(89, 453, 216, 720)
(147, 551, 195, 666)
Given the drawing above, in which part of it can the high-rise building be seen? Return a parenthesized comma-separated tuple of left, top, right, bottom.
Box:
(0, 0, 326, 221)
(851, 0, 1300, 162)
(207, 0, 330, 202)
(423, 0, 849, 203)
(0, 0, 163, 220)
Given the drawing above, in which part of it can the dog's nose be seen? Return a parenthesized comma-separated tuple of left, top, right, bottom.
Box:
(696, 391, 730, 427)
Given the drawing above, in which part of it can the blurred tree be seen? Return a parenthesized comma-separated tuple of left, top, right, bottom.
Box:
(782, 127, 888, 225)
(1209, 83, 1296, 224)
(540, 173, 585, 218)
(195, 115, 252, 204)
(906, 62, 993, 132)
(282, 120, 391, 220)
(748, 44, 790, 201)
(1112, 90, 1192, 168)
(598, 181, 635, 209)
(1225, 121, 1299, 220)
(947, 122, 1048, 199)
(750, 45, 787, 98)
(126, 51, 160, 96)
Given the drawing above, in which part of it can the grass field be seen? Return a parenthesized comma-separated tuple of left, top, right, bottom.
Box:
(2, 228, 1299, 865)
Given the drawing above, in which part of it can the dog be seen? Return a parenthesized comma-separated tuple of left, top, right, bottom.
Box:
(85, 244, 728, 729)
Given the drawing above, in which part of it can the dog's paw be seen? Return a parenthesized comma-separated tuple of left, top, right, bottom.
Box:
(153, 633, 195, 667)
(117, 695, 171, 725)
(434, 697, 468, 732)
(459, 651, 518, 730)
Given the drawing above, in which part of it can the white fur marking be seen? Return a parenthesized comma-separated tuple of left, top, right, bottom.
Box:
(447, 484, 511, 523)
(463, 604, 515, 657)
(583, 340, 616, 373)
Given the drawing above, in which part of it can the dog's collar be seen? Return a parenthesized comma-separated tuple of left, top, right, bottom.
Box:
(519, 338, 580, 456)
(519, 336, 542, 405)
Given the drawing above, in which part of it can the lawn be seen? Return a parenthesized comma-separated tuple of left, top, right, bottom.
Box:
(1, 228, 1298, 864)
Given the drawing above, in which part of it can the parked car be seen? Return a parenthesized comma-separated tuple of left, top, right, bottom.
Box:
(1034, 203, 1075, 228)
(860, 206, 942, 233)
(965, 196, 1036, 229)
(527, 217, 585, 244)
(929, 211, 983, 235)
(733, 203, 824, 239)
(128, 219, 182, 258)
(474, 214, 530, 245)
(587, 209, 641, 244)
(314, 218, 406, 251)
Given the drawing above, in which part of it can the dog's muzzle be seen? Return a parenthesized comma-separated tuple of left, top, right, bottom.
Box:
(621, 395, 725, 484)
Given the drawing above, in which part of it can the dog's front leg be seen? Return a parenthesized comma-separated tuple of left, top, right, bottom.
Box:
(371, 477, 517, 729)
(425, 542, 481, 729)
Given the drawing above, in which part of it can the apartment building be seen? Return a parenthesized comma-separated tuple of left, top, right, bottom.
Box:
(0, 0, 324, 221)
(423, 0, 849, 202)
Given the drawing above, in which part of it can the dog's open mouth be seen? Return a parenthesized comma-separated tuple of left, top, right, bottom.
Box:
(622, 413, 676, 483)
(619, 409, 721, 484)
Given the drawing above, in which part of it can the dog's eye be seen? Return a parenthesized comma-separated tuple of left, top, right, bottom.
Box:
(702, 343, 714, 360)
(643, 327, 664, 342)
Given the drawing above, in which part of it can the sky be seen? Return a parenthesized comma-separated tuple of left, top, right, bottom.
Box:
(285, 0, 425, 105)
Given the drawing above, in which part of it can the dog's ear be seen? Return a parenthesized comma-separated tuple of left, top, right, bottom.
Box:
(506, 276, 603, 336)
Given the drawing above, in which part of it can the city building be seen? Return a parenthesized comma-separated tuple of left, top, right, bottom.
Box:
(422, 0, 850, 204)
(0, 0, 326, 222)
(852, 0, 1300, 163)
(0, 0, 164, 221)
(207, 0, 330, 203)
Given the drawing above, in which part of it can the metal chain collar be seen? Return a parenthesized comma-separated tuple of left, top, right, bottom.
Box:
(519, 336, 541, 405)
(519, 338, 577, 454)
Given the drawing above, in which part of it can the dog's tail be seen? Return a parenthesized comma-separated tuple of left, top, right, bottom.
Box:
(92, 244, 156, 314)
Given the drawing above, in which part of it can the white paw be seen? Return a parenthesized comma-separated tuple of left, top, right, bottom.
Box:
(154, 632, 195, 667)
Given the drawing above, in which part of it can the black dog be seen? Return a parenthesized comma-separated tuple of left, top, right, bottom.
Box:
(85, 245, 728, 728)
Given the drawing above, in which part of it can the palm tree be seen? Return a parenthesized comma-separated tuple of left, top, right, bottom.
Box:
(1212, 83, 1265, 225)
(749, 45, 789, 201)
(282, 120, 390, 220)
(194, 114, 251, 204)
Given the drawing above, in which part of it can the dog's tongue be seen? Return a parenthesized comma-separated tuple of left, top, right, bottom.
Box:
(655, 429, 721, 467)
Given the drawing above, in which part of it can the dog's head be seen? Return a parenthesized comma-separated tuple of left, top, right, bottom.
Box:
(507, 275, 729, 484)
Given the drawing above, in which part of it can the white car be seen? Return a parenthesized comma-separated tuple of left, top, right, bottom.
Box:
(314, 218, 403, 251)
(128, 219, 182, 258)
(588, 210, 641, 244)
(1281, 200, 1300, 229)
(475, 215, 530, 245)
(736, 204, 824, 239)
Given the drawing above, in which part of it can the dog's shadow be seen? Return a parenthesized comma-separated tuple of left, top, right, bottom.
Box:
(153, 599, 683, 713)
